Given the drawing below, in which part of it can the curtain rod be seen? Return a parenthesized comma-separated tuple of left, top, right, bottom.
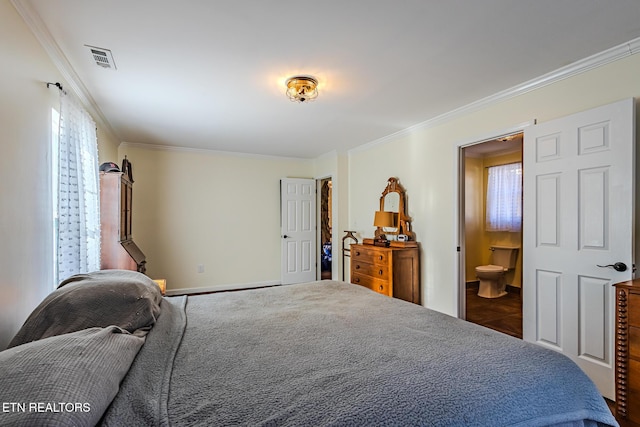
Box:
(484, 161, 522, 169)
(46, 81, 67, 94)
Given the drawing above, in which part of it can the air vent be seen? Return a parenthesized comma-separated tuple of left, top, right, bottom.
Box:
(85, 45, 117, 70)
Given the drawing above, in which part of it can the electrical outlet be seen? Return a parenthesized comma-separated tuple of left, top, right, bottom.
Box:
(197, 264, 204, 273)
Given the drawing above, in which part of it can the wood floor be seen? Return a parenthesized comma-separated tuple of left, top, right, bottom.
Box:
(465, 282, 522, 338)
(465, 282, 639, 427)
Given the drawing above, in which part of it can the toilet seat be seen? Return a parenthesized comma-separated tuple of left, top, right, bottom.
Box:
(475, 265, 505, 273)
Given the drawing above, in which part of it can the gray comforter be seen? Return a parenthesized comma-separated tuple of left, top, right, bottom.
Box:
(101, 280, 618, 427)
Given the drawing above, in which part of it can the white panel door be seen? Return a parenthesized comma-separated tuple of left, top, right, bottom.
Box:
(281, 178, 316, 285)
(523, 98, 635, 399)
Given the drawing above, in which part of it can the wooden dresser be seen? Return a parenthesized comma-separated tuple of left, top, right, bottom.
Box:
(614, 279, 640, 423)
(350, 243, 420, 304)
(100, 171, 146, 273)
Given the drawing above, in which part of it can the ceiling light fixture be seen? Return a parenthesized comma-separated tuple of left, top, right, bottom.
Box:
(285, 76, 318, 103)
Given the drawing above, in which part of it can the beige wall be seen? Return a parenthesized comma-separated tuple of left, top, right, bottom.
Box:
(98, 127, 119, 164)
(111, 146, 348, 294)
(117, 144, 314, 293)
(348, 53, 640, 316)
(0, 0, 119, 349)
(464, 156, 484, 281)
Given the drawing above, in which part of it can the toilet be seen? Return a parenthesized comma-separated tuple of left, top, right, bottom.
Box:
(475, 246, 519, 298)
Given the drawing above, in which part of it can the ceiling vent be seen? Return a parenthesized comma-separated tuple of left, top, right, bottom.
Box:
(85, 45, 117, 70)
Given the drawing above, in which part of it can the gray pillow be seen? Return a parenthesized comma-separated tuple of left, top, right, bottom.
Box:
(0, 326, 145, 427)
(8, 270, 161, 348)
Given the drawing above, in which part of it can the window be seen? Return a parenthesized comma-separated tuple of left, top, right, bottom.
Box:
(51, 108, 60, 286)
(53, 94, 100, 284)
(485, 162, 522, 232)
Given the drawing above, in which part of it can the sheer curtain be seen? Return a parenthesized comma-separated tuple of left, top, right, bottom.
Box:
(485, 162, 522, 232)
(56, 92, 100, 282)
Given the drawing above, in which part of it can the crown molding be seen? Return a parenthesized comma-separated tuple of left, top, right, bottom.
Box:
(350, 36, 640, 156)
(10, 0, 121, 143)
(119, 141, 312, 162)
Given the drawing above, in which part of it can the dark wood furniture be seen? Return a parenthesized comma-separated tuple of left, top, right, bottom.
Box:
(614, 279, 640, 423)
(350, 177, 420, 304)
(100, 171, 146, 273)
(350, 242, 420, 304)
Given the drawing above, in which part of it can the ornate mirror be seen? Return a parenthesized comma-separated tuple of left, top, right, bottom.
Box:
(374, 177, 414, 240)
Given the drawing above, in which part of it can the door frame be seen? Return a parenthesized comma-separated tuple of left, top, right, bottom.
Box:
(316, 176, 333, 280)
(454, 121, 534, 319)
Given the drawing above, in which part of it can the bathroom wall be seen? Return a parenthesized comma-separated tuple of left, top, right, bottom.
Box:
(465, 149, 523, 288)
(464, 156, 484, 281)
(482, 151, 522, 288)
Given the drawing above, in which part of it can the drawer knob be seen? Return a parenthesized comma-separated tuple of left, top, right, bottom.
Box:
(355, 264, 361, 269)
(379, 285, 384, 291)
(378, 270, 383, 275)
(354, 278, 360, 283)
(378, 255, 383, 260)
(355, 251, 361, 256)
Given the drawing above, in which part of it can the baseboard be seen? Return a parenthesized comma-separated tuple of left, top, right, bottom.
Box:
(166, 280, 281, 296)
(506, 284, 521, 295)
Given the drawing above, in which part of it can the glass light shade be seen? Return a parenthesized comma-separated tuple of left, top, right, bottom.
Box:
(285, 76, 318, 102)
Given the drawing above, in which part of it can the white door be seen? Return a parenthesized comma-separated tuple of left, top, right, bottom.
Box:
(523, 98, 635, 400)
(281, 178, 316, 285)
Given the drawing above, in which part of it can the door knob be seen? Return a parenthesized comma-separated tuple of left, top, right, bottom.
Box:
(597, 262, 628, 272)
(283, 235, 289, 239)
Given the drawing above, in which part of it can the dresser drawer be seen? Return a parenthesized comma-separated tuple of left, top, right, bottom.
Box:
(349, 243, 419, 304)
(351, 273, 392, 297)
(351, 261, 389, 280)
(351, 245, 390, 266)
(630, 326, 640, 360)
(629, 293, 640, 327)
(629, 358, 640, 423)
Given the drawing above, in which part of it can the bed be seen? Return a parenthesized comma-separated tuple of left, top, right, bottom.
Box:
(1, 270, 618, 426)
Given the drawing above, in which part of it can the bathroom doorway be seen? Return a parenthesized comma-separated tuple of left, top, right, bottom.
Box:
(319, 178, 332, 280)
(459, 133, 523, 338)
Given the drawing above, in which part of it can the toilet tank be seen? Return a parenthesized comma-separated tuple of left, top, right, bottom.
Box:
(490, 246, 519, 270)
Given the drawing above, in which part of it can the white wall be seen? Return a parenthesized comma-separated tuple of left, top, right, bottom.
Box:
(118, 143, 314, 293)
(348, 53, 640, 316)
(313, 151, 350, 281)
(0, 0, 119, 349)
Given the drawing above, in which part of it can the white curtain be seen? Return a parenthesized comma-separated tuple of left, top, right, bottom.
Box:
(56, 93, 100, 281)
(486, 162, 522, 232)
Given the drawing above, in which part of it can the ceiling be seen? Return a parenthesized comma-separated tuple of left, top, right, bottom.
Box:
(16, 0, 640, 159)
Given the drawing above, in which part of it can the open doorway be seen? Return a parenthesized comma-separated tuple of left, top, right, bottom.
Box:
(319, 178, 332, 280)
(460, 133, 523, 338)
